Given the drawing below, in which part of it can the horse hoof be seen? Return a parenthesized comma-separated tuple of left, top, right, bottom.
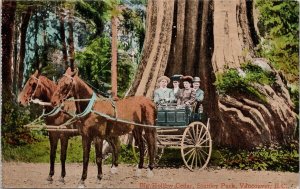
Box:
(59, 177, 65, 183)
(135, 168, 142, 177)
(46, 176, 53, 182)
(96, 179, 103, 187)
(147, 168, 154, 178)
(78, 181, 86, 188)
(111, 166, 118, 174)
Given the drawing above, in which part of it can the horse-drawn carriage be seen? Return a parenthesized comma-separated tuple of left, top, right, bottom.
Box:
(20, 69, 212, 187)
(132, 103, 212, 171)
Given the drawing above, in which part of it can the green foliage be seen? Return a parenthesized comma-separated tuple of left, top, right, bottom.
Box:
(210, 143, 299, 172)
(75, 0, 105, 37)
(76, 37, 136, 97)
(121, 6, 145, 52)
(214, 63, 277, 102)
(255, 0, 299, 84)
(241, 63, 276, 85)
(1, 94, 43, 145)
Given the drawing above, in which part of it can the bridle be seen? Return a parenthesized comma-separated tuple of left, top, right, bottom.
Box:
(29, 75, 42, 103)
(60, 73, 75, 101)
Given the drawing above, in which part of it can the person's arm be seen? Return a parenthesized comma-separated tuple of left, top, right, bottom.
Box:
(169, 89, 176, 103)
(197, 90, 204, 102)
(153, 90, 160, 104)
(186, 89, 196, 105)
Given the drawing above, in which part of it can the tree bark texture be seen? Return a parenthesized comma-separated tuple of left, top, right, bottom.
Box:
(129, 0, 297, 149)
(2, 1, 17, 99)
(18, 6, 33, 89)
(58, 9, 68, 68)
(33, 12, 40, 70)
(68, 10, 75, 71)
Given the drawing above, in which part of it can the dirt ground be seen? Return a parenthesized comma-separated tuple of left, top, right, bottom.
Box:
(2, 162, 299, 189)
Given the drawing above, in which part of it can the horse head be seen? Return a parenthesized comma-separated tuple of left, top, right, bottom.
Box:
(51, 67, 78, 107)
(18, 70, 58, 106)
(18, 70, 41, 106)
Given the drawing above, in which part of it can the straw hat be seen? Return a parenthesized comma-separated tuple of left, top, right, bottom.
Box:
(157, 76, 170, 84)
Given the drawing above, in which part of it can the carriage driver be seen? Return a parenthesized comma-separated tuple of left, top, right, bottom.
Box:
(177, 76, 196, 108)
(154, 76, 175, 105)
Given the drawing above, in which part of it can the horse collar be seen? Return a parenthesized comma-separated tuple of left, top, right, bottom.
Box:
(76, 92, 97, 118)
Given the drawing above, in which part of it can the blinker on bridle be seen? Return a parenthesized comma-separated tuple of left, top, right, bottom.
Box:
(61, 73, 75, 101)
(29, 75, 41, 102)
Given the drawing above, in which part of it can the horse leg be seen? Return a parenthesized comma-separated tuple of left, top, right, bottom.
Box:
(94, 137, 103, 182)
(144, 129, 156, 177)
(78, 135, 92, 188)
(133, 130, 144, 177)
(59, 135, 69, 183)
(48, 133, 58, 182)
(108, 136, 120, 174)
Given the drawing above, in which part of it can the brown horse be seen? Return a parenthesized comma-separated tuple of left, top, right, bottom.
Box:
(51, 68, 157, 187)
(17, 70, 78, 183)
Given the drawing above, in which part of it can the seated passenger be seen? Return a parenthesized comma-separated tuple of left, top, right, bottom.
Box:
(153, 76, 175, 105)
(193, 77, 204, 118)
(170, 74, 183, 103)
(192, 77, 204, 102)
(177, 76, 196, 108)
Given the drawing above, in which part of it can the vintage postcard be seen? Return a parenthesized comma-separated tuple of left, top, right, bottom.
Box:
(1, 0, 299, 188)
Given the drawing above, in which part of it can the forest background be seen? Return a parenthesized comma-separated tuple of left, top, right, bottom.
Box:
(1, 0, 299, 172)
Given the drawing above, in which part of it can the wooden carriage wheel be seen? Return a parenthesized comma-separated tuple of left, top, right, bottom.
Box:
(132, 136, 164, 165)
(181, 121, 212, 171)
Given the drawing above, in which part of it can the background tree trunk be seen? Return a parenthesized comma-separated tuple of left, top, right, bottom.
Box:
(18, 6, 33, 89)
(33, 12, 40, 70)
(129, 0, 297, 149)
(2, 1, 17, 99)
(58, 8, 68, 68)
(68, 10, 75, 71)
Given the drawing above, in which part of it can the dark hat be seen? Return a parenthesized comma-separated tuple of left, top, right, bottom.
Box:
(193, 77, 201, 82)
(181, 76, 193, 83)
(171, 74, 183, 82)
(157, 76, 170, 84)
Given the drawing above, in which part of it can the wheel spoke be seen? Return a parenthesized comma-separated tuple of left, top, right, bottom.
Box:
(198, 149, 207, 164)
(186, 149, 195, 163)
(197, 129, 209, 145)
(197, 149, 203, 168)
(187, 129, 195, 144)
(185, 137, 194, 145)
(199, 149, 208, 161)
(194, 149, 198, 169)
(196, 124, 203, 144)
(192, 125, 196, 142)
(199, 137, 210, 146)
(189, 150, 196, 169)
(184, 147, 194, 157)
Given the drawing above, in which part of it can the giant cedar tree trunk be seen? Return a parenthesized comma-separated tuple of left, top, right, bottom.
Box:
(2, 1, 17, 99)
(129, 0, 297, 149)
